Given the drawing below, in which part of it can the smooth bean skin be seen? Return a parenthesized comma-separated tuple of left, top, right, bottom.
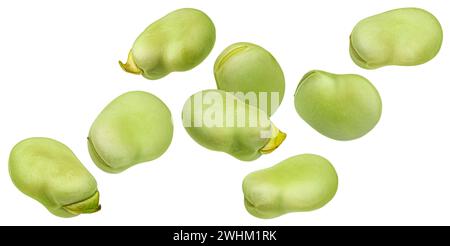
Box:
(243, 154, 338, 219)
(9, 138, 100, 218)
(182, 89, 286, 161)
(88, 91, 173, 173)
(350, 8, 443, 69)
(214, 42, 285, 116)
(294, 70, 382, 141)
(120, 8, 216, 79)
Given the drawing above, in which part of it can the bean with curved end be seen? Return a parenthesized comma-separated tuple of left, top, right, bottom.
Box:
(350, 8, 443, 69)
(214, 42, 285, 116)
(182, 89, 286, 161)
(88, 91, 173, 173)
(294, 70, 382, 141)
(120, 8, 216, 80)
(243, 154, 338, 219)
(9, 138, 100, 218)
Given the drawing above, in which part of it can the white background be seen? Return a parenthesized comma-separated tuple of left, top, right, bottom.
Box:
(0, 0, 449, 225)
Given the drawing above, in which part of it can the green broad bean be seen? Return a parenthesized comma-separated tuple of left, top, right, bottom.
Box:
(88, 91, 173, 173)
(120, 8, 216, 79)
(243, 154, 338, 219)
(214, 42, 285, 116)
(9, 137, 100, 218)
(350, 8, 443, 69)
(294, 70, 382, 140)
(182, 89, 286, 161)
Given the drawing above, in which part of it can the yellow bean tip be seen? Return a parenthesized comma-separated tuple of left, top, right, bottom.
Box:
(260, 126, 286, 154)
(119, 50, 142, 75)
